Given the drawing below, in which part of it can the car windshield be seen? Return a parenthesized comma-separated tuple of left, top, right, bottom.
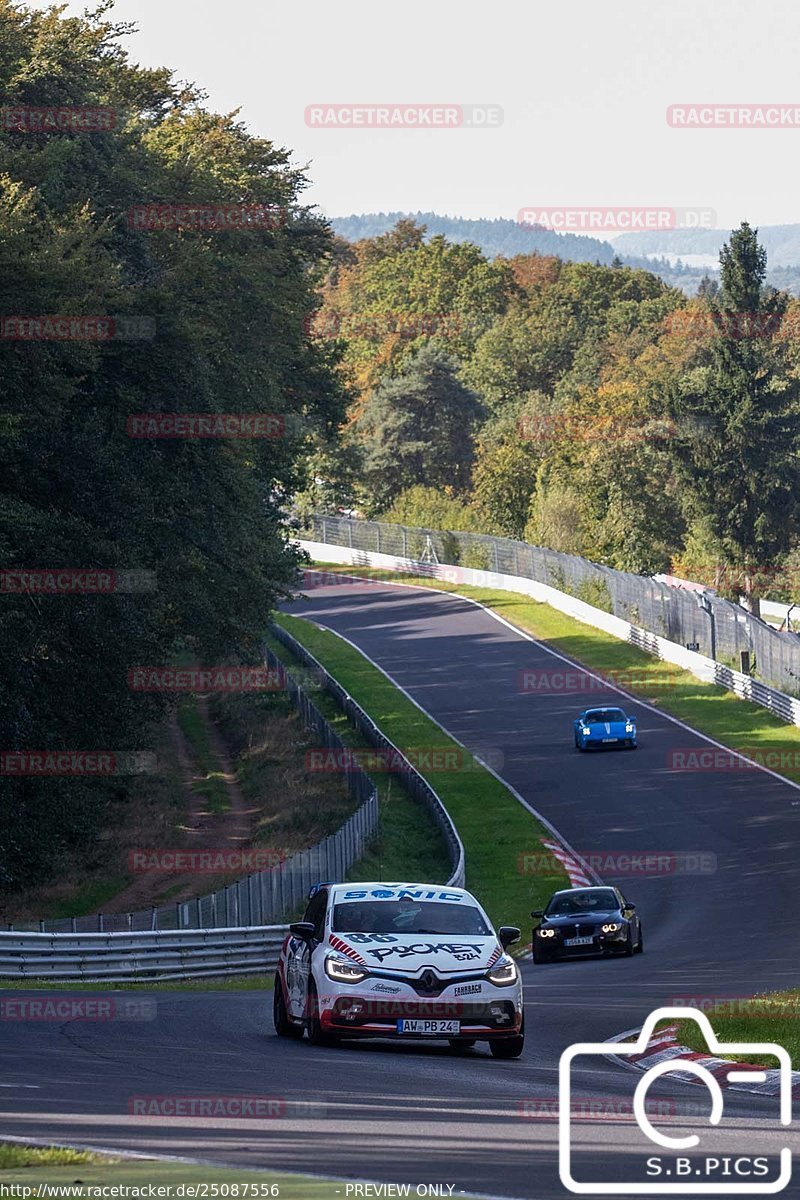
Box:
(546, 889, 620, 915)
(332, 900, 491, 935)
(584, 709, 625, 724)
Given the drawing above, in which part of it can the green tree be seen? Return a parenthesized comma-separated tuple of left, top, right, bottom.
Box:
(0, 0, 341, 890)
(661, 223, 800, 613)
(352, 345, 484, 514)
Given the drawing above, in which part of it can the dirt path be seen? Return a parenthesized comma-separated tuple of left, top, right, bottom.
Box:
(104, 697, 260, 915)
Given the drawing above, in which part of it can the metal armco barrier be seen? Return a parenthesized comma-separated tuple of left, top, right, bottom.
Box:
(269, 622, 465, 889)
(304, 513, 800, 698)
(1, 624, 465, 980)
(299, 526, 800, 730)
(0, 926, 288, 982)
(6, 657, 380, 940)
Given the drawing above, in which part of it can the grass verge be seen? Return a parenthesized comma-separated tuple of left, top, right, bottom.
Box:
(0, 1149, 442, 1199)
(263, 632, 452, 885)
(673, 991, 800, 1069)
(308, 564, 800, 788)
(274, 612, 567, 934)
(0, 975, 275, 992)
(176, 697, 230, 813)
(0, 1144, 101, 1168)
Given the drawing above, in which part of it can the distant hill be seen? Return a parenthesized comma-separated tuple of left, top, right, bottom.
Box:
(330, 212, 710, 294)
(612, 224, 800, 267)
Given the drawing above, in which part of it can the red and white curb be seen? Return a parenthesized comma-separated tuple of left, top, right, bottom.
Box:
(605, 1023, 800, 1098)
(541, 838, 593, 887)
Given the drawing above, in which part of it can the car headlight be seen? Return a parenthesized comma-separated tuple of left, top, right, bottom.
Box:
(537, 928, 556, 938)
(486, 957, 519, 986)
(601, 923, 621, 933)
(625, 723, 635, 733)
(324, 955, 369, 984)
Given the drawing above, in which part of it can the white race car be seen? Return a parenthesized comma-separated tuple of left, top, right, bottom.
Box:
(274, 881, 525, 1057)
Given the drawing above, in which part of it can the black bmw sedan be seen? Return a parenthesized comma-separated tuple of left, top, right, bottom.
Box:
(532, 885, 643, 963)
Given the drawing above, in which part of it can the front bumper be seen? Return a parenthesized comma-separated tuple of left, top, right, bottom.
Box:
(535, 928, 629, 956)
(318, 986, 522, 1039)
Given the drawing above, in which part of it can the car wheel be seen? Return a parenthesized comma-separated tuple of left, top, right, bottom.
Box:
(306, 979, 339, 1047)
(273, 973, 303, 1039)
(623, 928, 635, 957)
(448, 1038, 477, 1051)
(636, 926, 644, 954)
(490, 1016, 524, 1059)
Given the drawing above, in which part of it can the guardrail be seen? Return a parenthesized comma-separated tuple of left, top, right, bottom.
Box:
(269, 622, 465, 888)
(5, 656, 380, 939)
(298, 535, 800, 730)
(0, 926, 287, 983)
(0, 623, 466, 980)
(303, 513, 800, 698)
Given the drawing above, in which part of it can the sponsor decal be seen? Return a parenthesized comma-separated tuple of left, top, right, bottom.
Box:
(359, 942, 485, 963)
(341, 888, 465, 901)
(453, 983, 482, 997)
(370, 983, 402, 994)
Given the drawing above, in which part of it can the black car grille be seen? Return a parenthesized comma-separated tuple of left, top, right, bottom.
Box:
(331, 997, 516, 1028)
(559, 923, 599, 939)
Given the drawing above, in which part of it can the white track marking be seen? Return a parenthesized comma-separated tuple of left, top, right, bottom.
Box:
(296, 608, 602, 885)
(303, 569, 800, 794)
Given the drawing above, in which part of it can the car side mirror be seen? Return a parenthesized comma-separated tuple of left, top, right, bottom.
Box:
(531, 909, 544, 918)
(289, 921, 316, 941)
(498, 925, 521, 948)
(625, 903, 636, 912)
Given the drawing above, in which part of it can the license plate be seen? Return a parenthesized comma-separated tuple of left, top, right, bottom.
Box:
(564, 936, 594, 947)
(601, 737, 618, 743)
(396, 1019, 460, 1035)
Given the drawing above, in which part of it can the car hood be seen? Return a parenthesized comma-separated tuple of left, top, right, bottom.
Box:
(542, 912, 622, 926)
(328, 931, 503, 973)
(584, 721, 629, 734)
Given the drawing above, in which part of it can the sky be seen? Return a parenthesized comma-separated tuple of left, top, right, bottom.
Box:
(25, 0, 800, 231)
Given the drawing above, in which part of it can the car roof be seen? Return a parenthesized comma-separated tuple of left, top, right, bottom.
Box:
(549, 885, 617, 898)
(326, 882, 474, 903)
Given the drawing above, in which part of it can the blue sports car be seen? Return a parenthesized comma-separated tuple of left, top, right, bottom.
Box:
(573, 706, 637, 751)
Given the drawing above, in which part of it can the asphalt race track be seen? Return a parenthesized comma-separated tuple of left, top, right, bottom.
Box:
(2, 575, 799, 1198)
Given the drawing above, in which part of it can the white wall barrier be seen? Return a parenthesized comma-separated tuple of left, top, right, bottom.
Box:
(299, 540, 800, 729)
